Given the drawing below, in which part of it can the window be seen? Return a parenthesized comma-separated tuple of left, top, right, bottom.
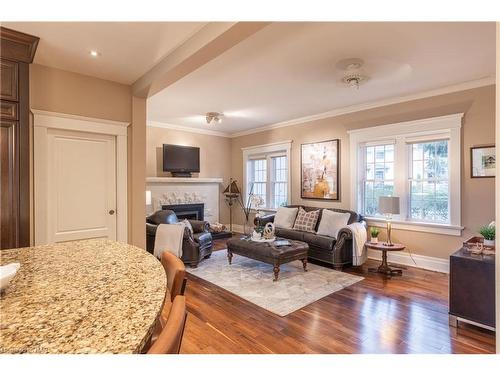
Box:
(247, 158, 267, 207)
(243, 141, 292, 210)
(349, 114, 462, 236)
(363, 144, 394, 216)
(409, 140, 449, 223)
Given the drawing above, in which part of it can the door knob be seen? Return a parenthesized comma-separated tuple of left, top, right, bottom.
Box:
(109, 210, 115, 215)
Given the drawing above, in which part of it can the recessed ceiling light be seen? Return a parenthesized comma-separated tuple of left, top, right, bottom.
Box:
(89, 50, 100, 57)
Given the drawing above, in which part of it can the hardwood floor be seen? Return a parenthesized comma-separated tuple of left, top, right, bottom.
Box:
(181, 238, 495, 354)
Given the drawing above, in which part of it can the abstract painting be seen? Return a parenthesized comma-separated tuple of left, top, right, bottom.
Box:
(301, 139, 340, 200)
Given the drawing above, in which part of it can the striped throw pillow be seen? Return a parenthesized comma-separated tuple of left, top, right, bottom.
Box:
(293, 207, 320, 233)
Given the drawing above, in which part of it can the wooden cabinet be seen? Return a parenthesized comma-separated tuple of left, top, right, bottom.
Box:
(449, 247, 495, 329)
(0, 27, 38, 250)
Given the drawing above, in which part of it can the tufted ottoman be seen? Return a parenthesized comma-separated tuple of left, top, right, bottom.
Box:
(226, 237, 309, 281)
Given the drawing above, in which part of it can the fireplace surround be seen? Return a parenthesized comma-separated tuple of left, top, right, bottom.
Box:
(162, 203, 205, 221)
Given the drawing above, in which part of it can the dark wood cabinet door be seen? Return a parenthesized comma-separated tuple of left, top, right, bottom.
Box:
(0, 59, 19, 101)
(0, 120, 19, 249)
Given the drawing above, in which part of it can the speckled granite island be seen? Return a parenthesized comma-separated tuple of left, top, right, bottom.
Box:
(0, 239, 167, 354)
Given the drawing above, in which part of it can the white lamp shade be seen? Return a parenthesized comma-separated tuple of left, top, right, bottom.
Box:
(145, 190, 152, 206)
(378, 196, 400, 215)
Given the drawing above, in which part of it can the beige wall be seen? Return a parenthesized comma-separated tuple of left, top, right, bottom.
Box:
(30, 64, 132, 122)
(231, 85, 496, 260)
(30, 64, 147, 249)
(146, 126, 232, 223)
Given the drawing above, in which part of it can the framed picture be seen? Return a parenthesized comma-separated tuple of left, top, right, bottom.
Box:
(301, 139, 340, 200)
(471, 145, 495, 178)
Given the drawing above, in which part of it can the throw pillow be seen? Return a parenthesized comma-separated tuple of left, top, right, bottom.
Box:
(274, 207, 299, 229)
(316, 209, 351, 238)
(293, 207, 320, 233)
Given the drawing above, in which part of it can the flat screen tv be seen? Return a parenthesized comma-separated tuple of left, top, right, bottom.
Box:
(163, 144, 200, 177)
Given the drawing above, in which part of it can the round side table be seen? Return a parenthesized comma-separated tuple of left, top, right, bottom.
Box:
(365, 242, 406, 278)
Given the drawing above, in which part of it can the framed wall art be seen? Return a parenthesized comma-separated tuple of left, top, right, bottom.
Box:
(471, 145, 495, 178)
(301, 139, 340, 200)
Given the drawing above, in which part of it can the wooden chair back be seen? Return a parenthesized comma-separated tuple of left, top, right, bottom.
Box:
(148, 295, 187, 354)
(161, 251, 186, 302)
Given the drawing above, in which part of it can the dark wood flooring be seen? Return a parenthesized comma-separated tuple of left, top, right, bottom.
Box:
(181, 238, 495, 354)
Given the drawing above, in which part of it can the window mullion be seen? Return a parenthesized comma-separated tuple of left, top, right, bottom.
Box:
(393, 137, 407, 220)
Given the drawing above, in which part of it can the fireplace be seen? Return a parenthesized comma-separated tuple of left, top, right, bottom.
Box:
(162, 203, 204, 221)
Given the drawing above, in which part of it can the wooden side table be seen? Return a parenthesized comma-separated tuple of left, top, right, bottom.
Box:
(365, 242, 406, 278)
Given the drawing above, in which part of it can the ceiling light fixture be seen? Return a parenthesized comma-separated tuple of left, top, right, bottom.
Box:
(206, 112, 223, 125)
(337, 58, 369, 89)
(89, 50, 100, 57)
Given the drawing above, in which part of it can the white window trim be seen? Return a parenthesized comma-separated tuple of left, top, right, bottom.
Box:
(242, 140, 292, 210)
(348, 113, 464, 236)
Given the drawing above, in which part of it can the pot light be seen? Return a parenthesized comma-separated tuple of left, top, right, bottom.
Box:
(89, 50, 100, 57)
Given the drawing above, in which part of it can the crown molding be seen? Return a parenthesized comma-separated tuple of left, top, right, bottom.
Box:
(229, 76, 495, 138)
(147, 120, 230, 138)
(147, 77, 494, 139)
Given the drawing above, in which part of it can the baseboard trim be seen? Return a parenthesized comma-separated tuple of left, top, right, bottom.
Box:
(367, 249, 449, 274)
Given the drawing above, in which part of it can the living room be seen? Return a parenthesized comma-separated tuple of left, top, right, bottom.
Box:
(1, 0, 499, 372)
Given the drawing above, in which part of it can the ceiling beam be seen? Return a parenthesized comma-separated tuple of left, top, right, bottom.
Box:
(132, 22, 270, 98)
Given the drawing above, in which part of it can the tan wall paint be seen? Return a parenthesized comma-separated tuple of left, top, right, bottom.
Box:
(231, 85, 496, 260)
(129, 97, 147, 248)
(146, 126, 232, 224)
(30, 64, 148, 248)
(30, 64, 132, 122)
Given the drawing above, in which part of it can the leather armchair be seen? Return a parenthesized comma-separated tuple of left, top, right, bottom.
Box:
(146, 210, 213, 268)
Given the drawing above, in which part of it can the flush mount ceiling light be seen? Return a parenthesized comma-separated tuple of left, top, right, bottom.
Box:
(206, 112, 223, 125)
(89, 50, 100, 57)
(336, 58, 369, 89)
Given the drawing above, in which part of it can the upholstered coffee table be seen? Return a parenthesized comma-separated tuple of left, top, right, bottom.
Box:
(226, 237, 309, 281)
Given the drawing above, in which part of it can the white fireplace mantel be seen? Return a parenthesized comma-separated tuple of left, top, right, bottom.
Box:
(146, 177, 223, 184)
(146, 176, 224, 223)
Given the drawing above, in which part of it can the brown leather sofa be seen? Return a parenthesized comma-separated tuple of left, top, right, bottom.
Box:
(254, 205, 364, 270)
(146, 210, 213, 268)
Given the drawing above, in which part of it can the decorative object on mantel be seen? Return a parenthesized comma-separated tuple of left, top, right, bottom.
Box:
(301, 139, 340, 201)
(223, 178, 241, 233)
(479, 222, 495, 248)
(378, 196, 400, 246)
(471, 145, 495, 178)
(369, 227, 380, 244)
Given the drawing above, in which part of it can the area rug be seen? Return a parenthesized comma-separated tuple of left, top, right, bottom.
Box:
(186, 250, 363, 316)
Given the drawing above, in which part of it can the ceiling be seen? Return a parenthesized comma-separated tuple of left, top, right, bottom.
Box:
(1, 22, 206, 84)
(147, 22, 496, 135)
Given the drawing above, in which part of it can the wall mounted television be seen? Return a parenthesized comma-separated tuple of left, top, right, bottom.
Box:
(162, 144, 200, 177)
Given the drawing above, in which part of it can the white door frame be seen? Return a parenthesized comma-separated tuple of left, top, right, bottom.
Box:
(33, 110, 130, 245)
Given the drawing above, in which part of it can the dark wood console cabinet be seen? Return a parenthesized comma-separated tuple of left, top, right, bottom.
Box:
(0, 26, 39, 250)
(449, 247, 495, 330)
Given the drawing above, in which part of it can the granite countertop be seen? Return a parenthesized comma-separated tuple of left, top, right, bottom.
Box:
(0, 239, 167, 354)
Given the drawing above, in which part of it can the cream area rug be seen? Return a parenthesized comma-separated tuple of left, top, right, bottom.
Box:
(186, 250, 363, 316)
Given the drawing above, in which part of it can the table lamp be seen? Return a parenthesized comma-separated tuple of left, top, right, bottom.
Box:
(378, 196, 400, 246)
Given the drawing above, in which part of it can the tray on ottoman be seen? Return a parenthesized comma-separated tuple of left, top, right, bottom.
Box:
(226, 237, 309, 281)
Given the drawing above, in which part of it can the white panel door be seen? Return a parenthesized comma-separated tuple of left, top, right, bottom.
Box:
(46, 129, 116, 243)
